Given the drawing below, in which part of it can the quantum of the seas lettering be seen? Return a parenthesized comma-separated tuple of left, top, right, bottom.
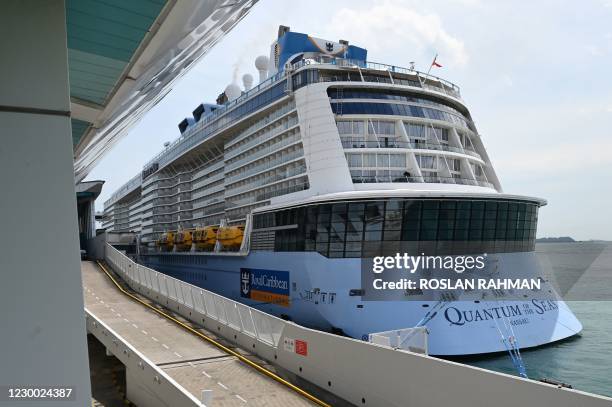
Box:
(531, 299, 559, 314)
(444, 300, 560, 326)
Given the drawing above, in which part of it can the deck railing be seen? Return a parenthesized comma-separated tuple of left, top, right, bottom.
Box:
(292, 56, 461, 99)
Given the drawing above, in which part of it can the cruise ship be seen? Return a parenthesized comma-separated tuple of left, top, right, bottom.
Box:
(102, 26, 582, 356)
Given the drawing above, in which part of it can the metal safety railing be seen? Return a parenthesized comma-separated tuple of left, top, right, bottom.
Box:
(105, 244, 285, 347)
(292, 56, 462, 99)
(341, 139, 481, 158)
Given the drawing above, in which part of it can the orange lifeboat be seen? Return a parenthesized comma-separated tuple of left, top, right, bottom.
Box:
(158, 231, 175, 252)
(174, 230, 194, 252)
(193, 226, 218, 251)
(217, 225, 244, 250)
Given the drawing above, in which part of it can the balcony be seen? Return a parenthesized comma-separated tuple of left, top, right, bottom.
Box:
(158, 176, 191, 188)
(341, 139, 481, 158)
(224, 116, 299, 160)
(226, 180, 309, 209)
(225, 149, 305, 184)
(351, 174, 494, 189)
(158, 198, 178, 207)
(225, 132, 302, 172)
(225, 165, 307, 197)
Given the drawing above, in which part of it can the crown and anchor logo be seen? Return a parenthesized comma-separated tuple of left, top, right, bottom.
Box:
(240, 269, 251, 296)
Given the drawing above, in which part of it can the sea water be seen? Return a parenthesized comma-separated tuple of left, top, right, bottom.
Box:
(467, 242, 612, 397)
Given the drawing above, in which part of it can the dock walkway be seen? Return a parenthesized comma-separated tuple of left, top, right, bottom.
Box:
(82, 261, 315, 407)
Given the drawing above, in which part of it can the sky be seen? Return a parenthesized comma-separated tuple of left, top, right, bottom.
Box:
(86, 0, 612, 241)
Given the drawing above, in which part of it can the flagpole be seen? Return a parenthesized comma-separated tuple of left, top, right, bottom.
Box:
(427, 53, 437, 75)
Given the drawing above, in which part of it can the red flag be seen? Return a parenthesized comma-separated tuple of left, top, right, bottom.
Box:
(431, 55, 442, 68)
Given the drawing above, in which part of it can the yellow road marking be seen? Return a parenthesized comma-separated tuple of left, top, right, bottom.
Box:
(96, 261, 329, 407)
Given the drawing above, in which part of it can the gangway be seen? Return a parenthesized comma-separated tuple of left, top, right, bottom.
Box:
(83, 260, 327, 406)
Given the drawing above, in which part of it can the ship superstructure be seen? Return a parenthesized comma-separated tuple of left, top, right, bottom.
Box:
(102, 26, 581, 355)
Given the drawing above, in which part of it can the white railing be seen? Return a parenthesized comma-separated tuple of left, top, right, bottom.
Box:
(105, 244, 285, 347)
(225, 117, 299, 160)
(224, 132, 302, 173)
(292, 57, 462, 99)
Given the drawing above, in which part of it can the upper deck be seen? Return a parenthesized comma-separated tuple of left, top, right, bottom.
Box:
(102, 28, 505, 240)
(104, 57, 467, 210)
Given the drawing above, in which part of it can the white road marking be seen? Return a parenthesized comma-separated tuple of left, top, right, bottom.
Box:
(123, 318, 129, 323)
(202, 371, 211, 378)
(174, 352, 182, 358)
(217, 382, 228, 390)
(188, 362, 194, 367)
(141, 330, 148, 335)
(110, 308, 115, 313)
(235, 395, 247, 403)
(116, 313, 122, 317)
(162, 344, 170, 350)
(132, 324, 138, 329)
(151, 337, 159, 342)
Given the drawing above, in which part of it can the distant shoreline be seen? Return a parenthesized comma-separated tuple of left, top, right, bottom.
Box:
(536, 237, 575, 243)
(536, 237, 610, 243)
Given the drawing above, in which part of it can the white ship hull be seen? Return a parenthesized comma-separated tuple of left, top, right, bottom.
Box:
(140, 250, 582, 356)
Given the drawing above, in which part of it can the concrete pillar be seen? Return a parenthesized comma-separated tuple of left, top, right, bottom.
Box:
(0, 1, 92, 405)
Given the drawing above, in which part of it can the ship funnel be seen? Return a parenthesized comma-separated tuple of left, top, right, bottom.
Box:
(255, 55, 269, 83)
(242, 73, 253, 91)
(224, 83, 241, 101)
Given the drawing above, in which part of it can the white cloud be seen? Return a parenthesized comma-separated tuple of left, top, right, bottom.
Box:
(585, 44, 604, 56)
(327, 0, 468, 67)
(501, 74, 514, 87)
(449, 0, 482, 6)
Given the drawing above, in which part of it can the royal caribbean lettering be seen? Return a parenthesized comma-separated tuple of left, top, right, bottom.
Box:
(240, 268, 290, 307)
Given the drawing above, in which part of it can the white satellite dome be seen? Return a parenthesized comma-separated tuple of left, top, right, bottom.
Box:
(254, 55, 269, 70)
(255, 55, 269, 83)
(242, 73, 254, 91)
(224, 83, 241, 101)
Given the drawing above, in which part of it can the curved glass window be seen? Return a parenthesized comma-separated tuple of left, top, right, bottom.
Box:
(331, 102, 475, 132)
(253, 198, 538, 257)
(328, 88, 468, 118)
